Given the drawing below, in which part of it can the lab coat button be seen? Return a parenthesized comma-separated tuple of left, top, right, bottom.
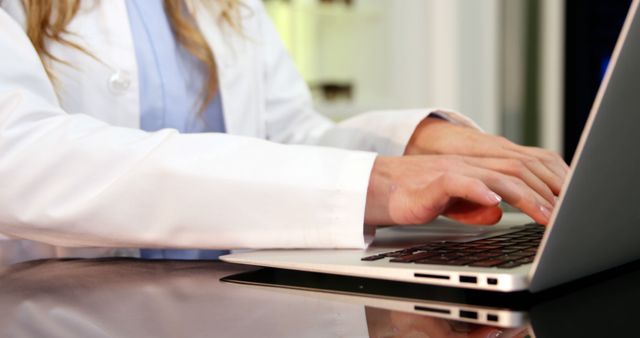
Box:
(108, 70, 132, 93)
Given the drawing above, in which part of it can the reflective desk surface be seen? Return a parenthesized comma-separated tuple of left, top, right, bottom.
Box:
(1, 256, 639, 338)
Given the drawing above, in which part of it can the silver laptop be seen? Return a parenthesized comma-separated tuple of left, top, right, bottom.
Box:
(222, 0, 640, 293)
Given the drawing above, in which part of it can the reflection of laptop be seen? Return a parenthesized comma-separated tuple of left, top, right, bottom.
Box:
(222, 261, 640, 335)
(222, 0, 640, 292)
(222, 267, 532, 328)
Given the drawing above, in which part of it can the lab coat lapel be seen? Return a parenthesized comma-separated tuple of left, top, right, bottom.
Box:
(191, 0, 265, 138)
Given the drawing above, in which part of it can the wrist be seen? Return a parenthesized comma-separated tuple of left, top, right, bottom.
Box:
(365, 156, 393, 225)
(404, 116, 451, 155)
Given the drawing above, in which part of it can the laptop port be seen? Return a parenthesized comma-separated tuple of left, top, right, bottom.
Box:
(487, 314, 499, 322)
(414, 306, 451, 315)
(487, 278, 498, 285)
(414, 273, 450, 280)
(459, 310, 478, 319)
(459, 275, 477, 284)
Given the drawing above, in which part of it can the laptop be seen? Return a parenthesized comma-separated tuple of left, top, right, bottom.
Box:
(221, 0, 640, 293)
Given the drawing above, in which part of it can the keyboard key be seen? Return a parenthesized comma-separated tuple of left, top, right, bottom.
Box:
(486, 248, 520, 254)
(436, 253, 469, 260)
(414, 258, 451, 265)
(390, 251, 438, 263)
(361, 254, 385, 261)
(432, 249, 455, 254)
(516, 257, 535, 264)
(469, 259, 507, 267)
(495, 241, 520, 246)
(486, 237, 512, 242)
(473, 252, 503, 258)
(455, 242, 480, 246)
(462, 255, 493, 261)
(413, 245, 444, 251)
(461, 248, 488, 253)
(510, 252, 534, 258)
(473, 240, 499, 245)
(496, 254, 531, 261)
(416, 258, 476, 266)
(385, 249, 416, 257)
(497, 261, 523, 269)
(474, 245, 502, 250)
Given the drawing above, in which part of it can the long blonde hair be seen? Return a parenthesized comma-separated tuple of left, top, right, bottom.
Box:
(21, 0, 239, 111)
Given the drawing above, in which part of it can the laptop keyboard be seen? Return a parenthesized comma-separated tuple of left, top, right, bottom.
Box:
(361, 224, 544, 269)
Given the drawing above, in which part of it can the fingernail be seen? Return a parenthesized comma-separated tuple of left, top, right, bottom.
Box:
(540, 205, 552, 220)
(487, 330, 503, 338)
(488, 192, 502, 204)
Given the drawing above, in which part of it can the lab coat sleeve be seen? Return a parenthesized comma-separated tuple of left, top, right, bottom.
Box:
(0, 9, 377, 249)
(256, 0, 481, 155)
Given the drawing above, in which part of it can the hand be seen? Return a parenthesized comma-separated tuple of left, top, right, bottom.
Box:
(365, 155, 554, 226)
(404, 117, 569, 206)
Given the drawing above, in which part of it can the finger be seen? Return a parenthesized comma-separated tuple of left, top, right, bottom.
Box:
(524, 146, 570, 180)
(443, 140, 566, 197)
(501, 150, 565, 196)
(418, 173, 503, 221)
(491, 137, 567, 195)
(458, 165, 554, 225)
(461, 157, 556, 205)
(521, 155, 564, 196)
(489, 174, 553, 225)
(444, 200, 503, 225)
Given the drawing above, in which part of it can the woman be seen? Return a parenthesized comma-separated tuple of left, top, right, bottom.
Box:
(0, 0, 567, 262)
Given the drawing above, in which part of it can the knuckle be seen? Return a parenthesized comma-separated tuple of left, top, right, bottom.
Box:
(484, 173, 500, 188)
(510, 176, 527, 189)
(433, 157, 450, 170)
(504, 176, 528, 197)
(522, 156, 539, 167)
(438, 172, 456, 186)
(538, 150, 563, 165)
(435, 156, 463, 171)
(510, 188, 528, 205)
(506, 159, 527, 176)
(540, 153, 556, 163)
(466, 179, 485, 197)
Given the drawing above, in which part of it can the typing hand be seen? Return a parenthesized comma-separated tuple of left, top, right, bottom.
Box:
(365, 154, 554, 226)
(404, 117, 569, 205)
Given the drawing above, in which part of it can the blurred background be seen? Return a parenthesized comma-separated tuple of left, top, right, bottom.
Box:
(263, 0, 633, 161)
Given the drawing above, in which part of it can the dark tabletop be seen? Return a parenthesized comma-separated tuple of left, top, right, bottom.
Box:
(0, 258, 639, 338)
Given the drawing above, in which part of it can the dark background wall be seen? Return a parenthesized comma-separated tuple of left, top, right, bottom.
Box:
(564, 0, 633, 161)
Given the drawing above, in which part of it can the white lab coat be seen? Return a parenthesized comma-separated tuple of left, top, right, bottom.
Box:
(0, 0, 477, 263)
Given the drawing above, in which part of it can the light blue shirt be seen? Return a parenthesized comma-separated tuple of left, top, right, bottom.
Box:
(126, 0, 227, 260)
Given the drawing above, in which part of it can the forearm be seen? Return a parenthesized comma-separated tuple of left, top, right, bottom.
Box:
(0, 99, 377, 249)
